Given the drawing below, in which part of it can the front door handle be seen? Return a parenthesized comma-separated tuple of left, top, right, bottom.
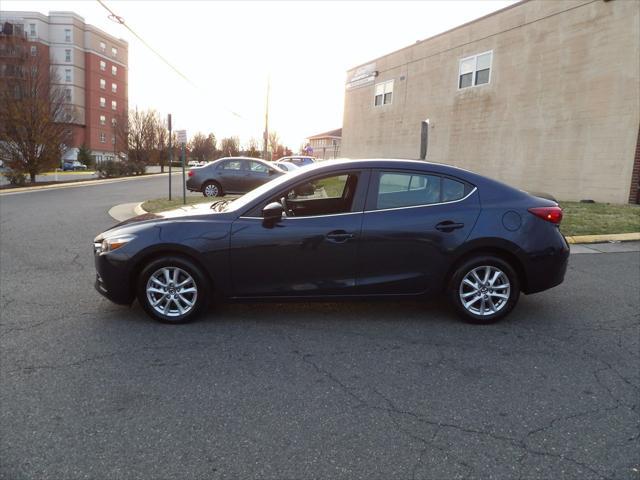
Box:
(435, 221, 464, 233)
(326, 230, 354, 243)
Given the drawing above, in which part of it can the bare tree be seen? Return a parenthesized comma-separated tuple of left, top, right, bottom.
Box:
(0, 31, 74, 182)
(244, 137, 261, 158)
(268, 131, 280, 159)
(219, 136, 240, 157)
(189, 132, 216, 162)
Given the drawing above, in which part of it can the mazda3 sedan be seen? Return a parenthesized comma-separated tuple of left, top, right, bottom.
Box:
(94, 159, 569, 324)
(186, 157, 284, 197)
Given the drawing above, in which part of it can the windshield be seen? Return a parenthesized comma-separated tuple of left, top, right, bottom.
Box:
(223, 166, 310, 213)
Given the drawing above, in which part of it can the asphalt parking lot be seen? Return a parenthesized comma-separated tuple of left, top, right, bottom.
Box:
(1, 176, 638, 480)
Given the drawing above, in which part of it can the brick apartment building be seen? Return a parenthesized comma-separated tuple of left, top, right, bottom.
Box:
(341, 0, 640, 204)
(0, 11, 128, 164)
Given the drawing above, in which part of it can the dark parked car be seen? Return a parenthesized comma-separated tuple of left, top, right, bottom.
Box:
(94, 159, 569, 324)
(63, 160, 88, 171)
(186, 157, 284, 197)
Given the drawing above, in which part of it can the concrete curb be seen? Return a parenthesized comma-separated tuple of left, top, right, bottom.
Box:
(565, 232, 640, 244)
(0, 171, 181, 196)
(134, 202, 147, 216)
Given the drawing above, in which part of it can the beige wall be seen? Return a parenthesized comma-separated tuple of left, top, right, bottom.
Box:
(342, 0, 640, 203)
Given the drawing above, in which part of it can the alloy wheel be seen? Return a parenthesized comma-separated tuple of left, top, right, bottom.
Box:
(146, 267, 198, 317)
(204, 184, 219, 197)
(458, 265, 511, 317)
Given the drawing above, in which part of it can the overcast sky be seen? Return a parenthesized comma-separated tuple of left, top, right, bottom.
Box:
(3, 0, 515, 148)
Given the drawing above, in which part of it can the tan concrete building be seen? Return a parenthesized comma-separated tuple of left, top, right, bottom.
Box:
(307, 128, 342, 160)
(341, 0, 640, 203)
(0, 11, 128, 163)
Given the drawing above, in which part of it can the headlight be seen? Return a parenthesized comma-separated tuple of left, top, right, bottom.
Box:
(100, 234, 135, 253)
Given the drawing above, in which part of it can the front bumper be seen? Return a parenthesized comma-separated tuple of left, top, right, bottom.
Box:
(94, 251, 134, 305)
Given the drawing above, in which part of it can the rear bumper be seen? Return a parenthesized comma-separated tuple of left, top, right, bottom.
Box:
(186, 178, 201, 192)
(521, 234, 570, 294)
(94, 252, 134, 305)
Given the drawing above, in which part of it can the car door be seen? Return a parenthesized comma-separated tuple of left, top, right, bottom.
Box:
(217, 159, 247, 192)
(229, 170, 369, 297)
(356, 170, 481, 295)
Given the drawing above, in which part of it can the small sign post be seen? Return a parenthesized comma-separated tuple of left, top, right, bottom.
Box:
(176, 130, 187, 205)
(168, 114, 172, 200)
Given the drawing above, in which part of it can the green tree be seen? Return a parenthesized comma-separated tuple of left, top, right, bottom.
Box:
(77, 144, 93, 169)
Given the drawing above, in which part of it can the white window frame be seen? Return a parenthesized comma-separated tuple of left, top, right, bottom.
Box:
(111, 100, 117, 111)
(65, 69, 71, 82)
(30, 45, 37, 56)
(99, 41, 106, 53)
(99, 60, 106, 71)
(112, 47, 117, 57)
(111, 65, 117, 76)
(111, 118, 117, 126)
(99, 132, 106, 143)
(373, 80, 394, 107)
(64, 49, 71, 63)
(65, 28, 71, 43)
(99, 97, 106, 108)
(99, 78, 106, 90)
(99, 115, 106, 126)
(458, 50, 493, 90)
(64, 88, 72, 102)
(111, 82, 117, 93)
(29, 23, 36, 37)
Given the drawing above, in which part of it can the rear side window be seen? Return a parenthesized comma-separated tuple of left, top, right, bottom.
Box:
(442, 177, 466, 202)
(377, 173, 441, 209)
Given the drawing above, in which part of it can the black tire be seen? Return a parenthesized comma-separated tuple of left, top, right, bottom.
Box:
(202, 181, 222, 197)
(136, 256, 210, 324)
(448, 255, 520, 324)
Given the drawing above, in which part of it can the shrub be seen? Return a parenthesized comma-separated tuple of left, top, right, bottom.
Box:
(2, 170, 27, 185)
(96, 160, 146, 178)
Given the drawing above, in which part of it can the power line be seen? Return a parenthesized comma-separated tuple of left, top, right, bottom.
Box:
(95, 0, 243, 119)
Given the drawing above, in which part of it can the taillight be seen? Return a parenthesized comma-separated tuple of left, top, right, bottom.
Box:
(528, 206, 563, 224)
(188, 170, 194, 177)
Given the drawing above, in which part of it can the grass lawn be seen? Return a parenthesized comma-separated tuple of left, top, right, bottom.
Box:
(559, 201, 640, 236)
(142, 196, 640, 237)
(142, 196, 213, 213)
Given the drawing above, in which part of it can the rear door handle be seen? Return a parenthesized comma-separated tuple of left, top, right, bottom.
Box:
(326, 230, 354, 243)
(435, 221, 464, 232)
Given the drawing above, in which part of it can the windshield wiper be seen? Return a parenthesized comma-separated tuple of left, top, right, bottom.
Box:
(210, 200, 230, 211)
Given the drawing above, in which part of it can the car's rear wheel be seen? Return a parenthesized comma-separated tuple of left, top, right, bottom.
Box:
(136, 256, 209, 324)
(449, 256, 520, 324)
(202, 181, 222, 197)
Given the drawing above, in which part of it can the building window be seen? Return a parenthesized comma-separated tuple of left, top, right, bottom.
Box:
(374, 80, 394, 107)
(65, 69, 71, 82)
(459, 51, 492, 89)
(111, 136, 116, 145)
(111, 118, 117, 126)
(100, 115, 106, 126)
(100, 78, 106, 89)
(111, 83, 117, 93)
(99, 60, 106, 71)
(64, 88, 72, 102)
(99, 132, 106, 143)
(111, 65, 117, 76)
(100, 41, 106, 52)
(111, 100, 117, 111)
(65, 29, 71, 43)
(29, 23, 36, 37)
(30, 45, 37, 56)
(112, 47, 117, 57)
(65, 49, 71, 62)
(100, 97, 106, 108)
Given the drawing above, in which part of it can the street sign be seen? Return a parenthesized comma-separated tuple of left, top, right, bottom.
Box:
(176, 130, 187, 145)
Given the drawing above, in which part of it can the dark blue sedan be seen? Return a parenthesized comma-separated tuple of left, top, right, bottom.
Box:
(93, 159, 569, 324)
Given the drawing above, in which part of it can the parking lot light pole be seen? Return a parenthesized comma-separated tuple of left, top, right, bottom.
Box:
(168, 114, 172, 200)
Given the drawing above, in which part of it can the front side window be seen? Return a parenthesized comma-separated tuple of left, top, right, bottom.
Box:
(374, 80, 393, 106)
(221, 160, 244, 170)
(65, 49, 71, 62)
(459, 51, 492, 89)
(249, 161, 269, 173)
(376, 173, 441, 209)
(274, 173, 358, 217)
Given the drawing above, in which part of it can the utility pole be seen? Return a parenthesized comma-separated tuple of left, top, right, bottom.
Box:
(262, 75, 270, 161)
(168, 113, 172, 200)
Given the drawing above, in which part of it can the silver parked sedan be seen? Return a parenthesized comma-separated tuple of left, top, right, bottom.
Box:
(186, 157, 285, 197)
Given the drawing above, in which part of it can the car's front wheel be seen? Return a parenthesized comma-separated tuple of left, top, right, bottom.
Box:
(449, 256, 520, 324)
(137, 256, 209, 323)
(202, 181, 222, 197)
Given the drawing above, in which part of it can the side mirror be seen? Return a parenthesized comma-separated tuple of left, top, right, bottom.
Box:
(262, 202, 283, 222)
